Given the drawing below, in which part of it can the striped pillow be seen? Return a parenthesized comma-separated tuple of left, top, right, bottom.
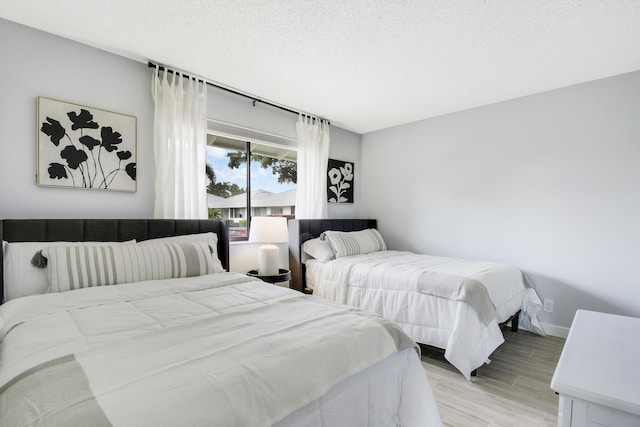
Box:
(42, 241, 216, 293)
(138, 232, 225, 273)
(322, 229, 387, 259)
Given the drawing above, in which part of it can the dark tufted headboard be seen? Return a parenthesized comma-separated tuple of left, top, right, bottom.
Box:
(0, 219, 229, 304)
(288, 219, 377, 293)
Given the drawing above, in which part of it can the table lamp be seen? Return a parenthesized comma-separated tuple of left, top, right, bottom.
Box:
(248, 216, 289, 276)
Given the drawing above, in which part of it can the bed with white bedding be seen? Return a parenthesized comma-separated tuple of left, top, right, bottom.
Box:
(288, 219, 545, 380)
(1, 219, 442, 427)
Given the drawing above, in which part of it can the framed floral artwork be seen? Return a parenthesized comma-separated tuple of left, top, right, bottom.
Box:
(327, 159, 354, 203)
(37, 96, 137, 192)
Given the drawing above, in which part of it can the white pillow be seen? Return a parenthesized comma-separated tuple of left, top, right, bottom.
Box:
(3, 240, 135, 301)
(138, 232, 225, 273)
(322, 229, 387, 259)
(43, 241, 215, 293)
(302, 237, 335, 263)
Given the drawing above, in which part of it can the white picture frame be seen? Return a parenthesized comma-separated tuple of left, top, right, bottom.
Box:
(37, 96, 137, 192)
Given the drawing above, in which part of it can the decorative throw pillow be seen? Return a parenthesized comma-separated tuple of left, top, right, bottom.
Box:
(42, 241, 215, 293)
(2, 240, 135, 301)
(322, 229, 387, 259)
(302, 237, 335, 263)
(138, 232, 225, 273)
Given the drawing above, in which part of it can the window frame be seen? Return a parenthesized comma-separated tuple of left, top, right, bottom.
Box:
(206, 129, 297, 242)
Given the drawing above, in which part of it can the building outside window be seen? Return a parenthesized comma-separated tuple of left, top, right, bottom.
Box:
(206, 134, 296, 240)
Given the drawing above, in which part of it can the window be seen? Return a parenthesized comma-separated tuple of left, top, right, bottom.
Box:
(206, 134, 296, 240)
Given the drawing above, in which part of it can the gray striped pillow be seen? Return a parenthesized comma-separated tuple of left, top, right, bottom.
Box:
(323, 229, 387, 259)
(42, 241, 215, 293)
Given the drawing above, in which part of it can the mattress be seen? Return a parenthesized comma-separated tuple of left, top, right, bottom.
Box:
(307, 250, 544, 379)
(0, 272, 442, 426)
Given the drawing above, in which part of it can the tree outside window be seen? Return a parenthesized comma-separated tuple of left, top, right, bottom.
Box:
(206, 134, 296, 240)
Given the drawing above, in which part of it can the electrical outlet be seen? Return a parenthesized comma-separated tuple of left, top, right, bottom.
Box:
(543, 298, 554, 312)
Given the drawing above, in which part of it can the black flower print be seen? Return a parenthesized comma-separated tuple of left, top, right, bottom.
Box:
(41, 118, 66, 146)
(125, 163, 136, 180)
(40, 103, 136, 190)
(79, 135, 101, 150)
(61, 145, 88, 169)
(328, 162, 353, 203)
(117, 150, 132, 160)
(67, 109, 99, 130)
(101, 127, 122, 152)
(48, 163, 68, 179)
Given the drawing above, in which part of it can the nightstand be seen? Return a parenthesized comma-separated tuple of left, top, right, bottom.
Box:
(247, 268, 291, 286)
(551, 310, 640, 426)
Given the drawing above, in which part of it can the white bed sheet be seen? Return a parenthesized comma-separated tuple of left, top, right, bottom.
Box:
(0, 272, 442, 426)
(307, 250, 544, 379)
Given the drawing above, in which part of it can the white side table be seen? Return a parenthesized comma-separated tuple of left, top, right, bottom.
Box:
(551, 310, 640, 426)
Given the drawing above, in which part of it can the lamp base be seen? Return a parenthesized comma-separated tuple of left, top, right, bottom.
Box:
(258, 244, 280, 276)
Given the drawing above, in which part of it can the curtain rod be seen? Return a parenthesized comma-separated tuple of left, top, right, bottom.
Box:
(148, 61, 328, 124)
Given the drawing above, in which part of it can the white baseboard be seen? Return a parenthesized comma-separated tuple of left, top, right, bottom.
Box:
(541, 322, 570, 339)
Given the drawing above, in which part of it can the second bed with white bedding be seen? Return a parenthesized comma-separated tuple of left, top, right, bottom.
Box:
(306, 249, 544, 379)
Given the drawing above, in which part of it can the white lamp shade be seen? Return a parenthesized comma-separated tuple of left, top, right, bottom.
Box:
(248, 217, 289, 244)
(249, 217, 289, 276)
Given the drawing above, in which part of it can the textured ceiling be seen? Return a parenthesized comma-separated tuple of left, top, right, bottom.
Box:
(2, 1, 640, 134)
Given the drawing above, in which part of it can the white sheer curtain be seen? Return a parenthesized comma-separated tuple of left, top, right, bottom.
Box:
(295, 114, 330, 219)
(151, 67, 208, 219)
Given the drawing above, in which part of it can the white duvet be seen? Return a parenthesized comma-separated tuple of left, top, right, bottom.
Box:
(308, 250, 544, 379)
(0, 272, 442, 426)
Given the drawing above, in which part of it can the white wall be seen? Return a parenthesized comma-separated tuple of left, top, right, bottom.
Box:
(361, 71, 640, 331)
(0, 18, 362, 271)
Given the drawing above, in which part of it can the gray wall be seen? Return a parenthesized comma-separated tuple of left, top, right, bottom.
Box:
(0, 18, 155, 218)
(0, 18, 361, 221)
(361, 71, 640, 331)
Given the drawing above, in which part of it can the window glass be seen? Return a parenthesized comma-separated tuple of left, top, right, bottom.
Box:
(206, 134, 296, 240)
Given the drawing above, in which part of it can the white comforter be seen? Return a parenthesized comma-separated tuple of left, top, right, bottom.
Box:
(0, 272, 442, 426)
(308, 250, 544, 379)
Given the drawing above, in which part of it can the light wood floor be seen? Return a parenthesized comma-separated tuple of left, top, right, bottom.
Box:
(420, 326, 566, 427)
